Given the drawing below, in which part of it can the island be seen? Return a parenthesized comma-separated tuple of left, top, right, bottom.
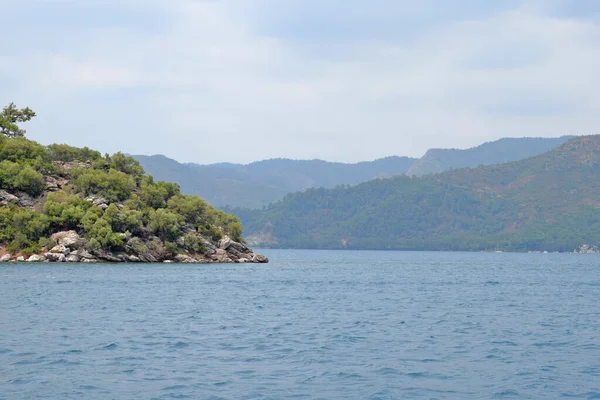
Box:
(0, 103, 268, 263)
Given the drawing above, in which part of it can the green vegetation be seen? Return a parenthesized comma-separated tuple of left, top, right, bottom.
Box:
(0, 104, 245, 255)
(237, 135, 600, 252)
(0, 103, 36, 138)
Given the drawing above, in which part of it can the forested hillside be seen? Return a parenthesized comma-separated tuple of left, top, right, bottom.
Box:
(235, 136, 600, 252)
(0, 103, 267, 263)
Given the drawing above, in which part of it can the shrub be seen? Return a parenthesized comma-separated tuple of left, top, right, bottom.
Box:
(0, 137, 46, 162)
(147, 208, 182, 241)
(47, 143, 102, 162)
(73, 169, 134, 202)
(88, 218, 123, 250)
(182, 233, 206, 253)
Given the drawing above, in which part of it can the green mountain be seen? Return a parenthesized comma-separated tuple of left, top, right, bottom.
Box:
(406, 136, 574, 176)
(132, 155, 416, 209)
(133, 137, 572, 209)
(235, 135, 600, 252)
(0, 103, 266, 263)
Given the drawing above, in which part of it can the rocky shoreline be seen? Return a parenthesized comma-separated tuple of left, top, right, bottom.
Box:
(0, 230, 268, 264)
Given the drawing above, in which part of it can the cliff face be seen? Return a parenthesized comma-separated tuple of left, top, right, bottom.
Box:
(0, 141, 268, 264)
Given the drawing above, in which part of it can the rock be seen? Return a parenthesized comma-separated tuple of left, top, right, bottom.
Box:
(65, 254, 80, 262)
(229, 241, 249, 253)
(238, 258, 249, 263)
(212, 248, 233, 263)
(52, 161, 92, 171)
(49, 244, 70, 254)
(81, 258, 98, 263)
(175, 254, 193, 263)
(16, 256, 25, 262)
(226, 247, 246, 260)
(84, 196, 107, 206)
(51, 231, 84, 249)
(0, 254, 12, 262)
(252, 254, 269, 263)
(138, 253, 158, 263)
(0, 190, 19, 204)
(163, 260, 174, 263)
(94, 250, 121, 262)
(98, 203, 109, 210)
(128, 255, 140, 262)
(16, 191, 35, 207)
(72, 249, 94, 259)
(218, 236, 233, 250)
(577, 244, 599, 254)
(27, 254, 45, 262)
(45, 176, 60, 191)
(45, 252, 66, 262)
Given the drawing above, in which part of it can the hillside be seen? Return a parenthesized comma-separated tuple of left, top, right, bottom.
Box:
(0, 104, 267, 263)
(406, 136, 573, 176)
(134, 137, 572, 209)
(236, 135, 600, 252)
(133, 155, 416, 208)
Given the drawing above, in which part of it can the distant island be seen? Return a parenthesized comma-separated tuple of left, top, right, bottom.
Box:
(233, 135, 600, 253)
(0, 103, 267, 263)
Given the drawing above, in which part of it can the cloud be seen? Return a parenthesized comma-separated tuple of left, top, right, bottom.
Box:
(0, 0, 599, 163)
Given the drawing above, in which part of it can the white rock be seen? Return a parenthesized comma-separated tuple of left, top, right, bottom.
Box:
(218, 235, 233, 250)
(51, 231, 83, 249)
(65, 254, 80, 263)
(0, 254, 12, 262)
(49, 244, 69, 254)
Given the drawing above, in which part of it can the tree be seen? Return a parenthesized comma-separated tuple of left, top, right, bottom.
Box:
(0, 103, 36, 138)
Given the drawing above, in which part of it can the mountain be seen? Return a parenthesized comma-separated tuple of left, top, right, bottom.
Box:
(234, 135, 600, 252)
(406, 136, 574, 176)
(133, 155, 416, 209)
(133, 136, 573, 209)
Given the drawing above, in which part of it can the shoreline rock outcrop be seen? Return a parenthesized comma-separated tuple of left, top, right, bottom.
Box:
(0, 230, 268, 264)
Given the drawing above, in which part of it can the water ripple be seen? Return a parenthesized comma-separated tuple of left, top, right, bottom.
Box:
(1, 250, 600, 399)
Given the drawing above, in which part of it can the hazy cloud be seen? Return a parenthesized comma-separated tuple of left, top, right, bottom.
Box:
(1, 0, 599, 163)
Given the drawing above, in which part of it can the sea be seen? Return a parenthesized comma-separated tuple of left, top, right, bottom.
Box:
(1, 250, 599, 399)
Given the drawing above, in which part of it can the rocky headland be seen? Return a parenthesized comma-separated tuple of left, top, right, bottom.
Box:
(0, 105, 269, 264)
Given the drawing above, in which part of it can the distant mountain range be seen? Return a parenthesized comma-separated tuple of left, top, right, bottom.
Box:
(406, 136, 573, 176)
(234, 135, 600, 252)
(132, 135, 574, 209)
(133, 155, 415, 209)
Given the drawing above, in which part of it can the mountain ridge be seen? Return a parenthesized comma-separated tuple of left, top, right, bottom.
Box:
(133, 136, 575, 209)
(234, 135, 600, 252)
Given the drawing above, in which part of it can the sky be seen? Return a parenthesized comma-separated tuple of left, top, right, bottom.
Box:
(1, 0, 599, 164)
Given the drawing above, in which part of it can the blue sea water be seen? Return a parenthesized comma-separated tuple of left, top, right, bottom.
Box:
(1, 250, 600, 399)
